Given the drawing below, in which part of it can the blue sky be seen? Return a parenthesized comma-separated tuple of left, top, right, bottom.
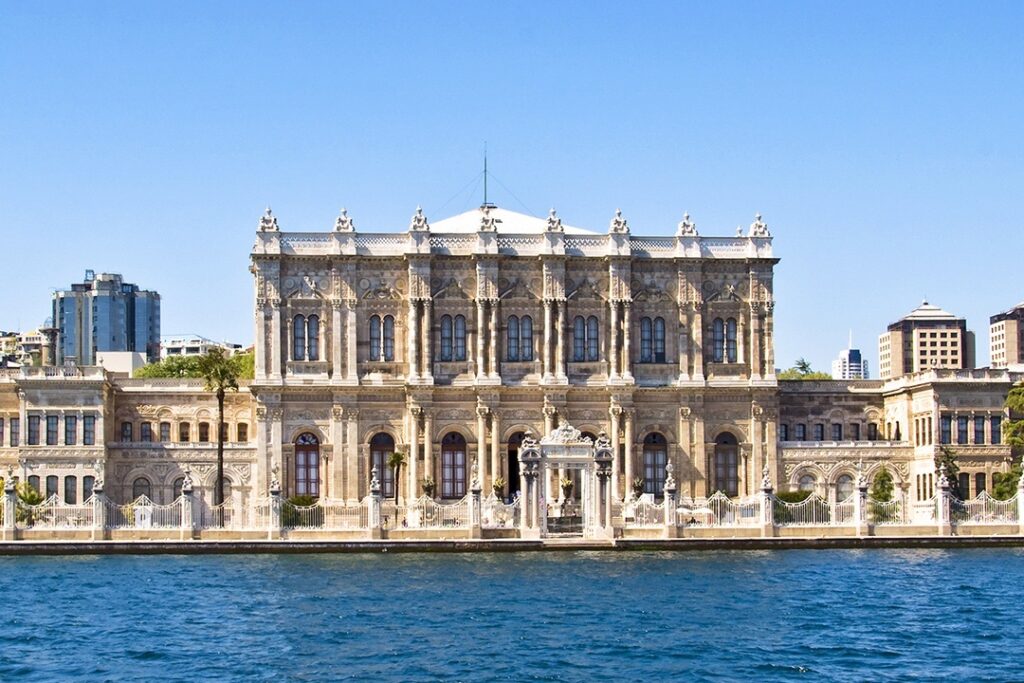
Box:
(2, 2, 1021, 372)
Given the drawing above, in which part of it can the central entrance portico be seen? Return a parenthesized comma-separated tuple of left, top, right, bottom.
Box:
(518, 423, 614, 539)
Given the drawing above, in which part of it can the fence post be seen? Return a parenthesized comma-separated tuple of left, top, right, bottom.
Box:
(663, 462, 678, 539)
(2, 474, 16, 541)
(936, 464, 952, 536)
(760, 464, 775, 538)
(1017, 461, 1024, 536)
(180, 473, 195, 541)
(469, 475, 482, 540)
(854, 469, 869, 537)
(91, 478, 107, 541)
(269, 478, 282, 540)
(368, 466, 382, 539)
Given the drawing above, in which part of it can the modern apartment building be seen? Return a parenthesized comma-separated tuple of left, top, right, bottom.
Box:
(878, 301, 975, 379)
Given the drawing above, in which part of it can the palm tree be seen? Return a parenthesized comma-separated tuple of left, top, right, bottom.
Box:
(197, 348, 240, 508)
(794, 358, 812, 375)
(387, 450, 406, 504)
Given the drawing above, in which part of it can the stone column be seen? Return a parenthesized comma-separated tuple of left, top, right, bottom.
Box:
(408, 406, 420, 499)
(422, 299, 433, 382)
(476, 404, 489, 487)
(760, 471, 775, 538)
(368, 467, 382, 539)
(476, 300, 486, 381)
(750, 306, 762, 380)
(408, 301, 419, 381)
(663, 463, 678, 538)
(678, 407, 692, 497)
(692, 305, 704, 381)
(423, 412, 434, 496)
(490, 412, 501, 495)
(255, 306, 268, 380)
(543, 301, 553, 381)
(180, 477, 195, 541)
(937, 465, 952, 536)
(469, 479, 482, 538)
(678, 307, 689, 381)
(270, 302, 282, 378)
(92, 479, 107, 541)
(286, 314, 294, 363)
(331, 302, 343, 380)
(489, 300, 500, 379)
(624, 409, 635, 500)
(556, 300, 567, 381)
(330, 407, 344, 500)
(609, 301, 620, 380)
(544, 404, 555, 501)
(2, 477, 15, 539)
(763, 305, 775, 377)
(609, 404, 622, 500)
(738, 314, 746, 368)
(345, 301, 358, 383)
(622, 303, 633, 381)
(854, 475, 869, 538)
(346, 410, 359, 502)
(269, 479, 283, 539)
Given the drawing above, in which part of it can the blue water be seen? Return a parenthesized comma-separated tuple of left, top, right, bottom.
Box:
(1, 549, 1021, 682)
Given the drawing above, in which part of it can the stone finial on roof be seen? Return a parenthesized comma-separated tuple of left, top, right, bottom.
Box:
(609, 208, 630, 234)
(479, 205, 500, 232)
(676, 212, 698, 237)
(545, 208, 564, 233)
(409, 206, 429, 232)
(259, 207, 280, 232)
(749, 212, 770, 237)
(334, 208, 355, 232)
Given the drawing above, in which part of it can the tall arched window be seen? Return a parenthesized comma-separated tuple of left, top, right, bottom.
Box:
(712, 318, 725, 363)
(295, 432, 320, 498)
(441, 432, 467, 498)
(587, 316, 599, 361)
(440, 315, 453, 361)
(198, 422, 210, 443)
(799, 474, 817, 492)
(573, 316, 586, 361)
(642, 433, 667, 495)
(726, 317, 737, 363)
(713, 432, 739, 497)
(382, 315, 395, 361)
(293, 314, 306, 361)
(836, 474, 854, 501)
(172, 477, 185, 503)
(520, 316, 533, 361)
(83, 476, 95, 500)
(307, 315, 319, 361)
(132, 477, 152, 501)
(653, 317, 665, 363)
(506, 316, 520, 361)
(640, 317, 653, 362)
(64, 475, 77, 504)
(370, 433, 395, 500)
(453, 315, 466, 361)
(369, 315, 382, 361)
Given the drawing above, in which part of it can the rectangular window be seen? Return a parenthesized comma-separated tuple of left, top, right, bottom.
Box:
(975, 417, 985, 445)
(0, 418, 4, 445)
(121, 421, 133, 442)
(957, 417, 968, 444)
(160, 422, 171, 443)
(64, 476, 77, 504)
(46, 416, 58, 445)
(975, 473, 986, 495)
(140, 422, 152, 442)
(813, 424, 825, 441)
(179, 423, 190, 442)
(795, 424, 806, 441)
(46, 475, 58, 498)
(867, 423, 878, 441)
(237, 423, 248, 442)
(83, 416, 95, 445)
(28, 415, 40, 445)
(779, 424, 788, 441)
(83, 476, 95, 500)
(940, 416, 952, 445)
(831, 423, 843, 441)
(991, 417, 1002, 444)
(65, 416, 77, 446)
(851, 423, 861, 441)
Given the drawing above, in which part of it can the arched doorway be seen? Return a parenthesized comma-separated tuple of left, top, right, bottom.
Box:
(441, 432, 467, 499)
(507, 432, 524, 500)
(295, 433, 320, 498)
(370, 433, 395, 500)
(713, 432, 739, 497)
(642, 432, 668, 496)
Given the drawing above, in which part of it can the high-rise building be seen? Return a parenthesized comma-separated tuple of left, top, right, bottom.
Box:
(990, 301, 1024, 370)
(831, 340, 868, 379)
(878, 301, 975, 379)
(52, 270, 161, 365)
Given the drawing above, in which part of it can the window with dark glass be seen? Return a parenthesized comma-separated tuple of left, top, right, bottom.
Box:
(991, 417, 1002, 444)
(295, 432, 320, 497)
(453, 315, 466, 360)
(293, 314, 306, 361)
(178, 422, 190, 442)
(940, 416, 951, 444)
(160, 422, 171, 442)
(121, 421, 133, 442)
(369, 315, 382, 361)
(28, 415, 40, 445)
(83, 476, 95, 500)
(779, 424, 789, 441)
(653, 317, 665, 363)
(851, 423, 861, 441)
(82, 416, 93, 445)
(10, 417, 18, 446)
(132, 477, 151, 500)
(64, 476, 77, 504)
(65, 416, 77, 445)
(140, 422, 153, 442)
(370, 432, 395, 500)
(642, 433, 667, 495)
(712, 318, 725, 362)
(506, 316, 519, 361)
(46, 475, 58, 499)
(382, 315, 395, 361)
(795, 423, 806, 441)
(237, 423, 248, 442)
(813, 424, 825, 441)
(587, 316, 599, 361)
(975, 472, 986, 494)
(0, 418, 4, 445)
(713, 433, 739, 497)
(574, 316, 586, 362)
(441, 432, 467, 498)
(974, 417, 985, 444)
(27, 475, 40, 494)
(831, 423, 843, 441)
(640, 317, 653, 362)
(867, 422, 878, 441)
(45, 416, 58, 445)
(957, 416, 968, 444)
(726, 318, 737, 363)
(307, 315, 319, 361)
(520, 316, 533, 361)
(440, 315, 453, 361)
(198, 422, 210, 442)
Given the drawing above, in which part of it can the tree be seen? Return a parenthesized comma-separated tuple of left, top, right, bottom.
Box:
(795, 357, 812, 374)
(778, 358, 833, 380)
(135, 352, 254, 380)
(992, 381, 1024, 500)
(935, 445, 961, 499)
(868, 467, 894, 502)
(387, 450, 406, 504)
(992, 461, 1022, 500)
(196, 348, 240, 508)
(16, 480, 45, 524)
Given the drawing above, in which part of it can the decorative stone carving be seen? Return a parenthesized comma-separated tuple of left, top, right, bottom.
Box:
(609, 209, 629, 234)
(479, 206, 500, 232)
(335, 208, 355, 232)
(545, 208, 563, 233)
(749, 213, 770, 237)
(761, 463, 772, 489)
(543, 423, 592, 444)
(259, 207, 279, 232)
(676, 212, 698, 236)
(409, 206, 429, 232)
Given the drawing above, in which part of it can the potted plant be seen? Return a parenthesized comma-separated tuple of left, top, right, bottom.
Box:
(492, 476, 506, 499)
(422, 477, 436, 498)
(632, 477, 645, 498)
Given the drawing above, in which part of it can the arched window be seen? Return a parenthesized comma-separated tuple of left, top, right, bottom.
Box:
(370, 433, 395, 500)
(713, 432, 739, 497)
(520, 315, 534, 361)
(369, 315, 382, 361)
(726, 318, 737, 363)
(159, 421, 171, 443)
(293, 314, 306, 361)
(587, 316, 599, 361)
(178, 422, 190, 442)
(83, 476, 95, 500)
(382, 315, 395, 361)
(441, 432, 467, 498)
(295, 433, 320, 498)
(172, 477, 185, 502)
(27, 475, 40, 495)
(836, 474, 854, 501)
(653, 317, 665, 363)
(440, 315, 453, 361)
(198, 422, 210, 443)
(712, 318, 725, 362)
(454, 315, 466, 361)
(640, 317, 653, 362)
(46, 475, 58, 498)
(64, 475, 77, 504)
(132, 477, 152, 501)
(573, 316, 586, 362)
(642, 433, 668, 495)
(506, 316, 520, 361)
(799, 474, 817, 492)
(307, 315, 319, 361)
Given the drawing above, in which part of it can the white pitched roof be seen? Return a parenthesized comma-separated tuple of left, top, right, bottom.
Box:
(429, 206, 597, 235)
(903, 300, 957, 321)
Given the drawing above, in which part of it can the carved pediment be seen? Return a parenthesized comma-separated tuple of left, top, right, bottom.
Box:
(433, 278, 469, 300)
(567, 278, 603, 301)
(284, 275, 329, 300)
(499, 278, 535, 300)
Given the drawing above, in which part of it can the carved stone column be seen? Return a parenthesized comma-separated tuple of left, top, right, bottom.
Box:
(256, 407, 270, 494)
(609, 301, 620, 381)
(543, 401, 556, 500)
(763, 303, 775, 377)
(738, 314, 746, 369)
(556, 300, 567, 381)
(331, 406, 345, 500)
(408, 301, 419, 381)
(622, 303, 633, 381)
(345, 301, 358, 383)
(624, 408, 635, 500)
(692, 304, 704, 381)
(543, 300, 553, 381)
(750, 305, 763, 380)
(678, 307, 689, 381)
(609, 402, 622, 500)
(285, 314, 294, 364)
(423, 412, 433, 494)
(270, 302, 282, 378)
(255, 305, 268, 380)
(489, 300, 500, 379)
(346, 409, 359, 502)
(421, 299, 433, 382)
(490, 411, 501, 493)
(679, 407, 692, 497)
(476, 300, 486, 381)
(408, 405, 420, 499)
(476, 403, 489, 488)
(331, 301, 343, 380)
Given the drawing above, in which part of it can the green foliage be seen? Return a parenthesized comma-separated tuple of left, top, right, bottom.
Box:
(16, 481, 45, 524)
(935, 445, 962, 498)
(775, 490, 812, 503)
(1004, 382, 1024, 456)
(134, 351, 253, 380)
(283, 495, 322, 527)
(778, 358, 832, 380)
(869, 467, 894, 502)
(992, 463, 1022, 501)
(387, 451, 406, 504)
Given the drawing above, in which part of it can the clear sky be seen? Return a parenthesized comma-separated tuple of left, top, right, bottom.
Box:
(2, 2, 1021, 372)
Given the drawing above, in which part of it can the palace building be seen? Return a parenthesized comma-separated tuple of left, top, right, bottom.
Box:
(0, 204, 1020, 527)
